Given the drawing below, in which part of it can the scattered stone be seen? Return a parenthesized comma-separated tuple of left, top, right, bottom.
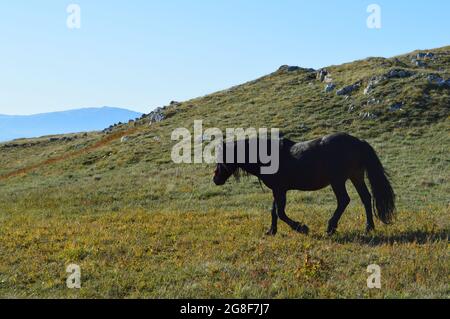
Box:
(94, 175, 102, 181)
(316, 69, 328, 82)
(364, 69, 414, 95)
(148, 107, 166, 124)
(287, 66, 301, 72)
(324, 75, 333, 83)
(364, 82, 376, 95)
(416, 60, 427, 67)
(427, 74, 450, 87)
(153, 136, 161, 142)
(278, 65, 302, 72)
(417, 53, 427, 59)
(338, 119, 353, 125)
(389, 102, 404, 112)
(324, 83, 336, 93)
(298, 124, 310, 132)
(397, 119, 408, 127)
(337, 82, 361, 96)
(425, 52, 435, 59)
(121, 136, 129, 143)
(360, 112, 377, 120)
(386, 69, 413, 79)
(366, 98, 381, 106)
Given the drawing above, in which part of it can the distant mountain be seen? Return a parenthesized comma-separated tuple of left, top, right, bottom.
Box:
(0, 107, 142, 142)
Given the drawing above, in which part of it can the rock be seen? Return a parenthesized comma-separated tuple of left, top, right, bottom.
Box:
(416, 60, 427, 67)
(278, 65, 302, 72)
(298, 124, 310, 132)
(397, 119, 408, 127)
(427, 74, 450, 87)
(148, 107, 166, 124)
(425, 52, 435, 59)
(287, 66, 301, 72)
(121, 136, 129, 143)
(324, 83, 336, 93)
(417, 53, 427, 59)
(389, 102, 404, 112)
(386, 69, 413, 78)
(364, 75, 388, 95)
(337, 82, 361, 96)
(323, 74, 333, 83)
(364, 82, 376, 95)
(153, 136, 161, 142)
(366, 98, 381, 106)
(364, 69, 413, 95)
(316, 69, 328, 82)
(360, 112, 377, 120)
(94, 175, 102, 181)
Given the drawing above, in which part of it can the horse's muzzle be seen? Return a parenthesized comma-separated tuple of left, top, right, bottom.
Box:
(213, 177, 226, 186)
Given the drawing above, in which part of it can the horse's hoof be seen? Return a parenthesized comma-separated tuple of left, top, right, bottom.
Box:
(295, 224, 309, 235)
(326, 227, 337, 236)
(265, 228, 277, 236)
(365, 225, 375, 234)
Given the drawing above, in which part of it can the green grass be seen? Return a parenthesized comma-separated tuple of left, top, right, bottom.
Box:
(0, 46, 449, 298)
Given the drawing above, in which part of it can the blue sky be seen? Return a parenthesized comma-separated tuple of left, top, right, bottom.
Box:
(1, 0, 449, 115)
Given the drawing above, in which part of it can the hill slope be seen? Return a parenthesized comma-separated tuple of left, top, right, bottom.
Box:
(0, 107, 142, 142)
(0, 47, 448, 298)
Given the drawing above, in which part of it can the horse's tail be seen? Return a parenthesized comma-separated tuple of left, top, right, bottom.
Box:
(361, 141, 396, 224)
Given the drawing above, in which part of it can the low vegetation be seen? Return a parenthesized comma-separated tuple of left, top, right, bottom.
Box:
(0, 46, 449, 298)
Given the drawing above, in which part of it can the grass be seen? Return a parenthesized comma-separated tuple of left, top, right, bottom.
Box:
(0, 208, 447, 298)
(0, 46, 449, 298)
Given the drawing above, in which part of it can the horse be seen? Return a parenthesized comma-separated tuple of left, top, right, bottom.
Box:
(213, 133, 395, 236)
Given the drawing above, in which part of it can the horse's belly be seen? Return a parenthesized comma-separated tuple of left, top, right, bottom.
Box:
(285, 163, 331, 191)
(292, 178, 330, 191)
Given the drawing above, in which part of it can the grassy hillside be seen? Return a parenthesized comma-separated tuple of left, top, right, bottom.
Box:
(0, 47, 449, 298)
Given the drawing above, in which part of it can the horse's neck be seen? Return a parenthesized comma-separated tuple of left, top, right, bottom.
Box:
(238, 162, 263, 177)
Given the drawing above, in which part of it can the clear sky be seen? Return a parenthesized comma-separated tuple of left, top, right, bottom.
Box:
(1, 0, 449, 115)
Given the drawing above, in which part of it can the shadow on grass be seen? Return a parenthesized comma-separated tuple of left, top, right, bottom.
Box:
(319, 229, 449, 246)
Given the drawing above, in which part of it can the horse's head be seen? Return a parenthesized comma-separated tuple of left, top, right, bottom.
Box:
(213, 163, 237, 186)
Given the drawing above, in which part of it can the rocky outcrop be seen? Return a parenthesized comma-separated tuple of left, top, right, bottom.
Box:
(316, 69, 328, 82)
(324, 83, 336, 93)
(386, 69, 413, 79)
(389, 102, 404, 112)
(427, 74, 450, 87)
(364, 69, 414, 95)
(148, 108, 166, 124)
(278, 65, 308, 72)
(337, 82, 361, 96)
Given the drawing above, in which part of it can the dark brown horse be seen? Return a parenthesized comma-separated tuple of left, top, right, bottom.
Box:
(213, 133, 395, 235)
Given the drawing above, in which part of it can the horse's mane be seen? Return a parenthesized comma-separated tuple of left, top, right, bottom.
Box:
(233, 167, 249, 181)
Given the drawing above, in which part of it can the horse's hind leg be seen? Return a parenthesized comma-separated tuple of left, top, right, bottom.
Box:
(350, 174, 375, 233)
(327, 181, 350, 235)
(273, 190, 309, 235)
(266, 201, 278, 236)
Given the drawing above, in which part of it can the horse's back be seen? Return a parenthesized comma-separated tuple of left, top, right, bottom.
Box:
(280, 133, 365, 190)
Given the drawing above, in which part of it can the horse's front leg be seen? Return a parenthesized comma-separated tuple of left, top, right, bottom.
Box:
(274, 190, 309, 235)
(266, 201, 278, 236)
